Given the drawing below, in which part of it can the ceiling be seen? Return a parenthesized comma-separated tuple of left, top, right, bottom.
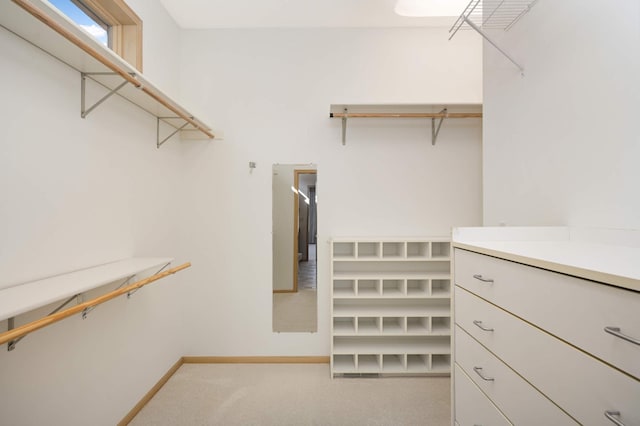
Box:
(159, 0, 468, 29)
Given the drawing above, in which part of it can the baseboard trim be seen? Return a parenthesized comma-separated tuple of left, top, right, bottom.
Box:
(118, 357, 184, 426)
(183, 356, 330, 364)
(118, 355, 329, 424)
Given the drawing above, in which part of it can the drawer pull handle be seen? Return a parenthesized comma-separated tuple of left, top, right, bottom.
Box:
(473, 366, 494, 381)
(605, 410, 625, 426)
(473, 320, 494, 332)
(473, 274, 494, 283)
(604, 327, 640, 346)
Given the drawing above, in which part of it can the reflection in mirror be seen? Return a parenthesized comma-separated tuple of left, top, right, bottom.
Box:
(272, 164, 317, 333)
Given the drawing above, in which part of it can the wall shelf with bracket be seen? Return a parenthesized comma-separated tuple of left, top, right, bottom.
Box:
(329, 104, 482, 145)
(0, 258, 189, 351)
(449, 0, 540, 75)
(0, 0, 216, 148)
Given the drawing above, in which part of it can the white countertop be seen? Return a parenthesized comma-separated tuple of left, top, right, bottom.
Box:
(452, 227, 640, 292)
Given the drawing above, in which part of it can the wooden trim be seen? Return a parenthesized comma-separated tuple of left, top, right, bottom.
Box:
(330, 112, 483, 118)
(118, 358, 184, 426)
(183, 356, 330, 364)
(0, 262, 191, 346)
(273, 289, 296, 293)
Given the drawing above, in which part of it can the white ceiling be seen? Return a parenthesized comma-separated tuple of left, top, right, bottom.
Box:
(159, 0, 467, 29)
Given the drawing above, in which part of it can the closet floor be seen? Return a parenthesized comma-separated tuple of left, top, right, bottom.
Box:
(129, 363, 450, 425)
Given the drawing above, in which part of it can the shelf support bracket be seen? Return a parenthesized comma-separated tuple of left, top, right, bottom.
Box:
(341, 108, 348, 146)
(463, 16, 524, 75)
(7, 293, 81, 351)
(81, 73, 132, 118)
(81, 274, 137, 319)
(157, 118, 189, 148)
(127, 262, 170, 298)
(431, 108, 447, 146)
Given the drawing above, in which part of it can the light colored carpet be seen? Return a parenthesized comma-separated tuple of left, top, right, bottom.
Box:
(272, 289, 317, 332)
(129, 363, 451, 426)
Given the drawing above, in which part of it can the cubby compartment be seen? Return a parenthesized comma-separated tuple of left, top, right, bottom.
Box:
(382, 242, 405, 258)
(333, 279, 356, 297)
(357, 354, 381, 372)
(407, 279, 429, 296)
(431, 354, 451, 372)
(357, 279, 380, 296)
(333, 354, 356, 372)
(333, 317, 356, 334)
(407, 316, 429, 334)
(406, 354, 429, 372)
(382, 279, 405, 296)
(431, 242, 451, 259)
(431, 317, 451, 334)
(430, 279, 451, 297)
(407, 242, 429, 258)
(333, 242, 356, 258)
(357, 317, 381, 334)
(382, 317, 405, 334)
(357, 242, 380, 258)
(383, 354, 406, 372)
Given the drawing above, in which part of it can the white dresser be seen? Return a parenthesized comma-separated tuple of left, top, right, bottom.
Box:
(451, 227, 640, 426)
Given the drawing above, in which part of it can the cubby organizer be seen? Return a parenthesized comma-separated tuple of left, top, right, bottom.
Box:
(330, 238, 452, 377)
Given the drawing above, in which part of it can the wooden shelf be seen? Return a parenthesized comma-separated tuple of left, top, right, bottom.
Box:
(0, 257, 173, 322)
(0, 0, 215, 146)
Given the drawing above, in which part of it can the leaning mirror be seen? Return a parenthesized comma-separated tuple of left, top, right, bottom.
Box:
(272, 164, 318, 333)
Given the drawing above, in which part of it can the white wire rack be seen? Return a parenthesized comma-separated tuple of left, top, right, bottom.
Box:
(449, 0, 540, 74)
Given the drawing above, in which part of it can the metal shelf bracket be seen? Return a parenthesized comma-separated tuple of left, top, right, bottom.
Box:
(7, 293, 81, 351)
(341, 108, 348, 145)
(81, 72, 135, 119)
(157, 117, 190, 148)
(431, 108, 447, 145)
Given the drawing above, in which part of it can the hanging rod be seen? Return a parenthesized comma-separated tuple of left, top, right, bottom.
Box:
(11, 0, 215, 141)
(0, 262, 191, 348)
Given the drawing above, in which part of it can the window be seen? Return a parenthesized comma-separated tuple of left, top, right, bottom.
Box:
(50, 0, 143, 71)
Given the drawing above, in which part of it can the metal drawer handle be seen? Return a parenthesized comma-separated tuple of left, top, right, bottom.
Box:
(604, 327, 640, 346)
(473, 320, 494, 332)
(473, 274, 494, 283)
(605, 410, 625, 426)
(473, 366, 494, 381)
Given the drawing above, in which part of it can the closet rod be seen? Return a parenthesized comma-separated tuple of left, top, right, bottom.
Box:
(12, 0, 215, 139)
(329, 112, 482, 118)
(0, 262, 191, 347)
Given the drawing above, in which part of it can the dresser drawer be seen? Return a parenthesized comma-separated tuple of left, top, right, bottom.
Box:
(455, 325, 577, 426)
(454, 364, 512, 426)
(454, 248, 640, 379)
(455, 286, 640, 426)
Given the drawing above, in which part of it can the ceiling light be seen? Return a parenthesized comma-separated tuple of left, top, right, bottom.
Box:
(394, 0, 469, 17)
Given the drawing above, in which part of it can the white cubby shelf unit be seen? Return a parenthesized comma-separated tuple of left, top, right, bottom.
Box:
(330, 238, 452, 377)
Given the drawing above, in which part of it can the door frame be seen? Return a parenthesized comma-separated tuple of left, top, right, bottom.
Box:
(292, 169, 317, 293)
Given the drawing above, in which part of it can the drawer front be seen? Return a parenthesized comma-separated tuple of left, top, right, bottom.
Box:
(455, 325, 577, 426)
(454, 248, 640, 379)
(454, 364, 512, 426)
(455, 286, 640, 426)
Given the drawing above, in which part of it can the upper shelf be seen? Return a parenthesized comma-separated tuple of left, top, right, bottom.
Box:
(0, 0, 215, 144)
(0, 257, 173, 322)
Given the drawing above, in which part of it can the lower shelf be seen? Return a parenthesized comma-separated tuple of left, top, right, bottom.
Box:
(332, 353, 451, 375)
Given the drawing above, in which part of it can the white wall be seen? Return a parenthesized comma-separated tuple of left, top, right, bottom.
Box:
(0, 2, 188, 425)
(483, 0, 640, 228)
(177, 27, 483, 356)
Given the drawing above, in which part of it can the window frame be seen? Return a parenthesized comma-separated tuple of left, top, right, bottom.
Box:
(72, 0, 143, 71)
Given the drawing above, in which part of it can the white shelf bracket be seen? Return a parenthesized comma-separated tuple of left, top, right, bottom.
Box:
(157, 117, 190, 148)
(431, 108, 448, 146)
(463, 17, 524, 75)
(81, 72, 134, 119)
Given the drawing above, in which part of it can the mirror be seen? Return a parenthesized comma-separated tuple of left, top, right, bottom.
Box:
(272, 164, 318, 333)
